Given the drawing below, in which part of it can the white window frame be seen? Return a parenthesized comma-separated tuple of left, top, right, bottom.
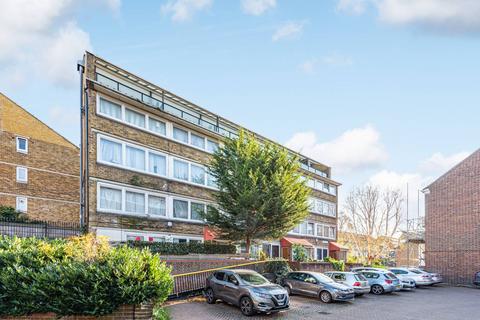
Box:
(16, 196, 27, 212)
(96, 94, 220, 154)
(309, 197, 337, 217)
(16, 136, 28, 154)
(16, 166, 28, 183)
(96, 182, 208, 223)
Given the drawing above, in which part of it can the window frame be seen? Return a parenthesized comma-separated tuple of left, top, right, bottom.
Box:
(16, 166, 28, 183)
(16, 137, 28, 154)
(16, 196, 27, 212)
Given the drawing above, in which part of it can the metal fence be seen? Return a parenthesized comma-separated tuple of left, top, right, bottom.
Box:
(0, 218, 83, 239)
(170, 260, 275, 297)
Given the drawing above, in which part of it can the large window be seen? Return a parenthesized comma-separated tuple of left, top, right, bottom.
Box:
(125, 108, 146, 128)
(291, 221, 336, 239)
(207, 140, 219, 153)
(173, 127, 189, 143)
(100, 138, 122, 164)
(126, 146, 145, 170)
(190, 164, 205, 185)
(148, 152, 166, 176)
(148, 195, 166, 216)
(148, 118, 166, 135)
(125, 191, 145, 214)
(191, 133, 205, 149)
(16, 197, 27, 212)
(173, 159, 189, 181)
(191, 202, 205, 221)
(99, 97, 122, 119)
(173, 199, 188, 219)
(310, 197, 336, 217)
(99, 187, 122, 211)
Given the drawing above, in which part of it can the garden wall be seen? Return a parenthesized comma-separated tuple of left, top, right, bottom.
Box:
(0, 303, 153, 320)
(289, 261, 363, 272)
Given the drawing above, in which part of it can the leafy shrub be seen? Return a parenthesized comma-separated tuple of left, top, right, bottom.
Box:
(0, 206, 26, 220)
(324, 257, 345, 271)
(292, 244, 308, 262)
(261, 259, 292, 284)
(0, 234, 173, 317)
(128, 241, 236, 255)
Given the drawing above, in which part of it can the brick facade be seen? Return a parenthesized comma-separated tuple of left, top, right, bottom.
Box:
(0, 94, 80, 223)
(424, 149, 480, 285)
(81, 52, 340, 253)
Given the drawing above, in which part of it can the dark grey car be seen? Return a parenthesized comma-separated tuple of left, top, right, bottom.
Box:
(205, 269, 289, 316)
(282, 271, 355, 303)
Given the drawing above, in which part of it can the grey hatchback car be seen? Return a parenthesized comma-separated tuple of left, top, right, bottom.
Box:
(359, 270, 402, 295)
(205, 269, 289, 316)
(324, 271, 371, 296)
(283, 271, 355, 303)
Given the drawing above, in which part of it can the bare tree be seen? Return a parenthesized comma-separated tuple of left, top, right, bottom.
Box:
(339, 185, 403, 265)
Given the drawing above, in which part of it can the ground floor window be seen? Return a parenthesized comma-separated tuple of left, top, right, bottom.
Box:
(316, 247, 329, 261)
(262, 243, 281, 258)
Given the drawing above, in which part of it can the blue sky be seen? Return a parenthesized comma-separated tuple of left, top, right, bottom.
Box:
(1, 0, 479, 215)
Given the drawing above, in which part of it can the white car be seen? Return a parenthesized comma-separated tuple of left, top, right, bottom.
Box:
(408, 268, 443, 285)
(389, 267, 433, 286)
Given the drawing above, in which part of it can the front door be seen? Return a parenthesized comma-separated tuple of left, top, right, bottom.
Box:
(282, 247, 291, 260)
(272, 245, 280, 258)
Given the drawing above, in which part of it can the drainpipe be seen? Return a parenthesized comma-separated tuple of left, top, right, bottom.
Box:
(78, 59, 85, 229)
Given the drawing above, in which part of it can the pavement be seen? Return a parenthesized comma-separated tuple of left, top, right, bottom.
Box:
(166, 285, 480, 320)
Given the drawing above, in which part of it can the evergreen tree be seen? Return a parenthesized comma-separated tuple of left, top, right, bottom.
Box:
(204, 131, 310, 255)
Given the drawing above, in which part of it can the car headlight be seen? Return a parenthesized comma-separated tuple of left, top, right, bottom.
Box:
(252, 290, 271, 299)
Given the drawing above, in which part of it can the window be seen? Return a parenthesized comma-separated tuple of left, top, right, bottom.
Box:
(317, 225, 324, 237)
(329, 226, 336, 239)
(307, 222, 314, 235)
(150, 236, 166, 242)
(148, 195, 166, 216)
(316, 248, 328, 260)
(173, 238, 187, 243)
(190, 133, 205, 149)
(99, 98, 122, 119)
(126, 146, 145, 171)
(190, 164, 205, 185)
(227, 274, 239, 286)
(148, 152, 166, 176)
(191, 202, 205, 221)
(16, 137, 28, 153)
(100, 138, 122, 164)
(173, 127, 188, 143)
(173, 159, 189, 181)
(207, 140, 219, 153)
(207, 172, 217, 188)
(215, 272, 226, 281)
(16, 196, 27, 212)
(16, 167, 28, 183)
(173, 199, 188, 219)
(125, 191, 145, 214)
(99, 187, 122, 210)
(125, 108, 146, 128)
(148, 118, 166, 135)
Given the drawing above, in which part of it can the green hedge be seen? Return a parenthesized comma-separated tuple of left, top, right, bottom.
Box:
(128, 241, 237, 255)
(0, 234, 173, 317)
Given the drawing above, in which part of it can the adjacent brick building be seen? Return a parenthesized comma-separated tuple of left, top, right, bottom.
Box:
(79, 52, 341, 260)
(0, 93, 80, 223)
(424, 149, 480, 285)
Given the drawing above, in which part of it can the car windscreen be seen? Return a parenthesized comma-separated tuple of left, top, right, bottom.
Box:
(315, 273, 334, 283)
(354, 274, 367, 281)
(385, 273, 398, 279)
(237, 272, 269, 285)
(409, 269, 423, 274)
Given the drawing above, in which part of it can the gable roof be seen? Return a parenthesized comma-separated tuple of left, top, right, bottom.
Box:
(424, 148, 480, 190)
(0, 93, 78, 149)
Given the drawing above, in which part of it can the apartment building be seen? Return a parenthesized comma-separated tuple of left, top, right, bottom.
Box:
(79, 52, 340, 260)
(424, 149, 480, 285)
(0, 93, 80, 222)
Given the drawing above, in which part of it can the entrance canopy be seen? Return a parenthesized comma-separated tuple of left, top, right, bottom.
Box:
(329, 241, 348, 251)
(281, 237, 314, 247)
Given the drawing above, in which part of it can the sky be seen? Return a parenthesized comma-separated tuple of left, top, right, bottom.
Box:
(1, 0, 479, 219)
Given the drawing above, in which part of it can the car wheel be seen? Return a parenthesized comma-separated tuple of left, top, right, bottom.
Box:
(371, 285, 384, 295)
(319, 290, 333, 303)
(284, 285, 292, 296)
(205, 288, 216, 304)
(240, 296, 255, 316)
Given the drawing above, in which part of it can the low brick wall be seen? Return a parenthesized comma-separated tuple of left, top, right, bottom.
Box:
(0, 303, 153, 320)
(289, 261, 363, 272)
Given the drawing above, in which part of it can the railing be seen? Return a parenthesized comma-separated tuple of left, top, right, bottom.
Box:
(95, 72, 330, 179)
(170, 260, 275, 297)
(96, 73, 239, 140)
(0, 218, 83, 239)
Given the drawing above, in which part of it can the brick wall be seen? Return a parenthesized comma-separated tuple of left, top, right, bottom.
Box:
(0, 96, 80, 224)
(425, 149, 480, 285)
(0, 303, 153, 320)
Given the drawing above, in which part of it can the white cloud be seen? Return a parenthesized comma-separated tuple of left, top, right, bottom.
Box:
(0, 0, 117, 88)
(285, 125, 388, 174)
(322, 53, 353, 67)
(299, 58, 318, 74)
(369, 170, 425, 193)
(242, 0, 276, 16)
(337, 0, 480, 33)
(272, 21, 305, 41)
(161, 0, 212, 22)
(419, 151, 470, 176)
(336, 0, 368, 15)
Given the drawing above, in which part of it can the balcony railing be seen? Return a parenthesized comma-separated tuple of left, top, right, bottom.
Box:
(95, 72, 329, 178)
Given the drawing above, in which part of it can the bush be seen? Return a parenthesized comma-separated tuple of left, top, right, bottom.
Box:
(261, 259, 292, 284)
(0, 234, 173, 317)
(292, 244, 308, 262)
(0, 206, 26, 220)
(128, 241, 236, 255)
(324, 257, 345, 271)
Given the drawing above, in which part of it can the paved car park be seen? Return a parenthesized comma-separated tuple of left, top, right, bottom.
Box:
(166, 286, 480, 320)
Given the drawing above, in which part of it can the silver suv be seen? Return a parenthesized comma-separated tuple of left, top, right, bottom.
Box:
(205, 269, 289, 316)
